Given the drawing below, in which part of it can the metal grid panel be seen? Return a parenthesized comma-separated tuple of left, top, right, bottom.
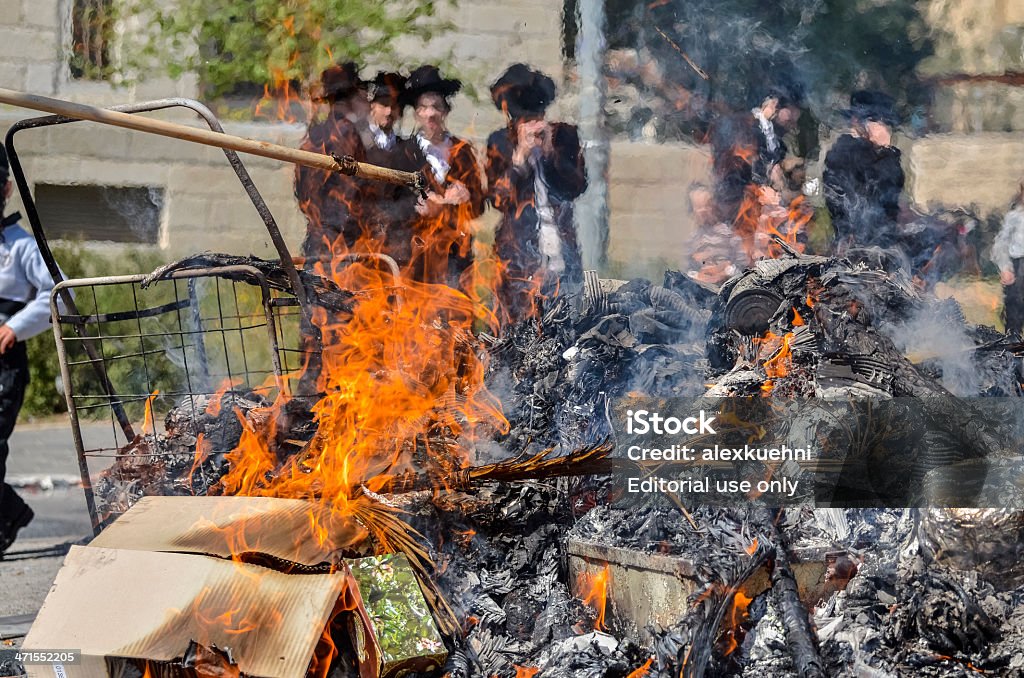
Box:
(51, 266, 293, 531)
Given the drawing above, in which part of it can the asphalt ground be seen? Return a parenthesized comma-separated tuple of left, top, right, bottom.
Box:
(1, 420, 109, 640)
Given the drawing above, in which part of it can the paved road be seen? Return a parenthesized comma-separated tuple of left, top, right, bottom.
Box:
(1, 420, 109, 623)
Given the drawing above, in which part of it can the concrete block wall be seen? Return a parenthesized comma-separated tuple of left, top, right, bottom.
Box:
(604, 141, 711, 280)
(1, 111, 309, 258)
(922, 0, 1024, 132)
(907, 133, 1024, 215)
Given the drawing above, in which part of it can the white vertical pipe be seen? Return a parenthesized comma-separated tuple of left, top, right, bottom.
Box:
(575, 0, 610, 271)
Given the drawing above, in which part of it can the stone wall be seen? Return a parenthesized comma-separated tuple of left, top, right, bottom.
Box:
(605, 141, 711, 280)
(1, 112, 309, 257)
(922, 0, 1024, 132)
(906, 133, 1024, 215)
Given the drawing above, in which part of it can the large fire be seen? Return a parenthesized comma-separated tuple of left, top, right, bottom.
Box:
(208, 83, 515, 558)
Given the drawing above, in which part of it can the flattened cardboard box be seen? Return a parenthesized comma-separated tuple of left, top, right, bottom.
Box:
(22, 497, 446, 678)
(22, 497, 352, 678)
(22, 545, 345, 678)
(89, 495, 366, 565)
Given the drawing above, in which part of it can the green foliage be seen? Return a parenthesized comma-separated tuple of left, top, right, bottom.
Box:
(22, 244, 169, 419)
(116, 0, 455, 99)
(350, 554, 445, 662)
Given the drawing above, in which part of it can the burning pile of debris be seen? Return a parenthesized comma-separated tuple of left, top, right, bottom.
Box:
(27, 232, 1017, 678)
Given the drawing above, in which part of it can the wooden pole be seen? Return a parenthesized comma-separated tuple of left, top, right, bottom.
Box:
(0, 87, 424, 190)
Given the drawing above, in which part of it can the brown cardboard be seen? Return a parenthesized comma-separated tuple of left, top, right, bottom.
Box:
(22, 545, 345, 678)
(89, 495, 369, 566)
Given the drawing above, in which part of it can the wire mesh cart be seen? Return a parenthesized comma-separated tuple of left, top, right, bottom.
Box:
(4, 98, 396, 533)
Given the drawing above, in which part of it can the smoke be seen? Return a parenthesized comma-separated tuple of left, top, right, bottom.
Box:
(885, 303, 983, 397)
(601, 0, 935, 144)
(102, 185, 164, 243)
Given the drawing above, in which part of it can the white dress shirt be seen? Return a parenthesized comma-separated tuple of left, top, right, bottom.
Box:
(0, 223, 60, 340)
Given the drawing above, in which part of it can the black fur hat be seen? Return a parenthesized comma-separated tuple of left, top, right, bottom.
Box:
(844, 90, 899, 126)
(403, 65, 461, 107)
(491, 63, 557, 120)
(367, 71, 407, 106)
(316, 61, 365, 102)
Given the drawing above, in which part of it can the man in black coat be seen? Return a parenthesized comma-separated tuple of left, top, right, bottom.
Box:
(295, 61, 371, 266)
(485, 64, 587, 324)
(358, 71, 425, 271)
(709, 88, 801, 224)
(823, 90, 905, 252)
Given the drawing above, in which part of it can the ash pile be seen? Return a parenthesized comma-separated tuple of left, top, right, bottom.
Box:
(79, 246, 1024, 678)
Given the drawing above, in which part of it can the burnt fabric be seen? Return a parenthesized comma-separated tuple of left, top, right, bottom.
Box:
(823, 134, 905, 248)
(412, 135, 485, 288)
(360, 129, 426, 270)
(1004, 257, 1024, 336)
(709, 111, 786, 224)
(486, 123, 587, 322)
(0, 338, 30, 544)
(294, 115, 369, 267)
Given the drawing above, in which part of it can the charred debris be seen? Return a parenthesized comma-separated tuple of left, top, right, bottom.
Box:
(79, 245, 1024, 678)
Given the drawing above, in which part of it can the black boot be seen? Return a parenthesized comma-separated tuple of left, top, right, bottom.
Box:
(0, 501, 33, 556)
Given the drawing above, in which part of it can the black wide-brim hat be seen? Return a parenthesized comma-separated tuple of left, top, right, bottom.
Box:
(368, 71, 407, 105)
(316, 61, 365, 102)
(843, 90, 900, 126)
(491, 63, 557, 120)
(402, 65, 461, 107)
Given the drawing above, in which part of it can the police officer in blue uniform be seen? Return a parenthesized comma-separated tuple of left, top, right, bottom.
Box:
(0, 147, 60, 555)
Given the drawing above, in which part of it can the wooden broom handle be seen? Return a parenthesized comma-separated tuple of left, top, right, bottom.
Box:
(0, 87, 425, 190)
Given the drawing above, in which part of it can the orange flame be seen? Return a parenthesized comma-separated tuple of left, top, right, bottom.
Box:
(577, 564, 611, 631)
(763, 333, 794, 379)
(253, 15, 311, 123)
(720, 590, 754, 656)
(514, 666, 540, 678)
(732, 187, 811, 264)
(216, 92, 511, 551)
(188, 432, 208, 494)
(745, 538, 759, 555)
(206, 377, 244, 417)
(754, 330, 795, 395)
(626, 657, 655, 677)
(141, 389, 159, 437)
